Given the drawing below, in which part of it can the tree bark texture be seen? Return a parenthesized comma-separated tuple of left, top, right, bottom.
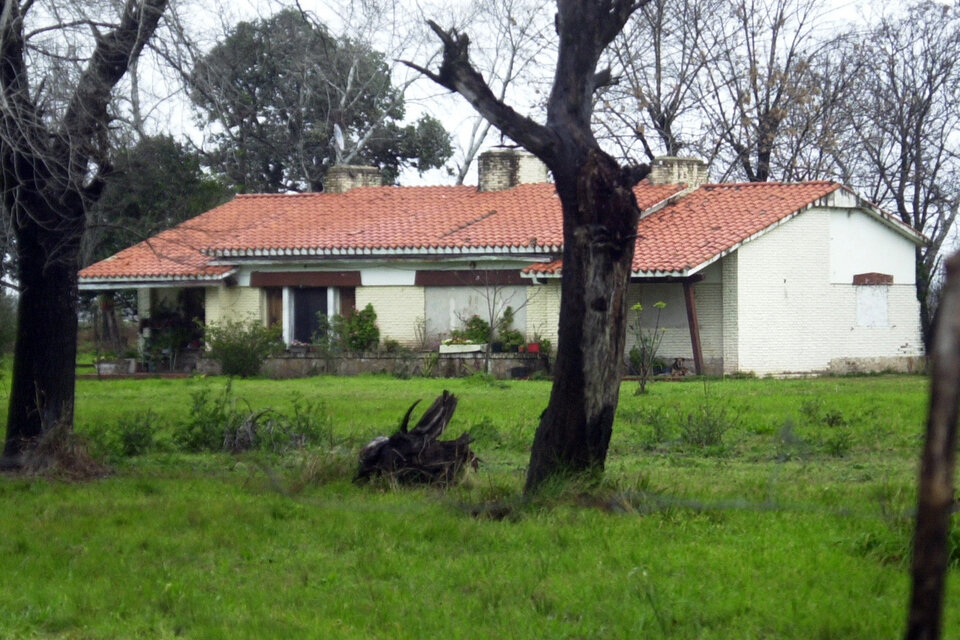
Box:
(0, 0, 168, 468)
(905, 251, 960, 640)
(1, 196, 83, 466)
(408, 1, 650, 492)
(525, 150, 641, 490)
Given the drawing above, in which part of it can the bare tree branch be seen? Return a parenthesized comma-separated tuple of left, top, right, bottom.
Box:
(403, 20, 558, 162)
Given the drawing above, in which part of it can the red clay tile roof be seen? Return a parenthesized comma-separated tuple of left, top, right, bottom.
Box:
(81, 178, 916, 283)
(526, 181, 850, 277)
(636, 180, 844, 274)
(80, 181, 683, 281)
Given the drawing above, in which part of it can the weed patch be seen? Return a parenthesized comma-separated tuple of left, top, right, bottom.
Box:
(173, 383, 333, 455)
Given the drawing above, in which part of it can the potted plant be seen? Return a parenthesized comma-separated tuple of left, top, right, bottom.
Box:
(499, 328, 524, 353)
(538, 337, 552, 355)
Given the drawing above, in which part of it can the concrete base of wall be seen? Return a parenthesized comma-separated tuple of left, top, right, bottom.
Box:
(827, 355, 926, 375)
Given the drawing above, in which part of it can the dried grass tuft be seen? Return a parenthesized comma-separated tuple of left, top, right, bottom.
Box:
(19, 421, 110, 481)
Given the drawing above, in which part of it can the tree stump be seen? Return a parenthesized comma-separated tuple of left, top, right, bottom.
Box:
(355, 391, 477, 485)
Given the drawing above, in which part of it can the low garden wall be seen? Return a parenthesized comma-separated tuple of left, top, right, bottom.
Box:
(206, 351, 551, 380)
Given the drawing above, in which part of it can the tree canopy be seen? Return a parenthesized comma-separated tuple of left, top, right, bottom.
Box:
(189, 9, 451, 193)
(83, 135, 233, 266)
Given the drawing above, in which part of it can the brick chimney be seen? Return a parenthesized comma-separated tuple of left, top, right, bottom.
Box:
(648, 156, 709, 188)
(477, 149, 549, 192)
(324, 165, 382, 193)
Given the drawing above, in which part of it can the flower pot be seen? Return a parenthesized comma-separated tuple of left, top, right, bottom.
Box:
(526, 343, 540, 354)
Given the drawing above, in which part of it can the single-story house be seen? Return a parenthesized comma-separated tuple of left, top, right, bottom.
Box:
(79, 149, 925, 376)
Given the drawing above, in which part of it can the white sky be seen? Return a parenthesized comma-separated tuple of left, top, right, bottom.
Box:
(147, 0, 946, 187)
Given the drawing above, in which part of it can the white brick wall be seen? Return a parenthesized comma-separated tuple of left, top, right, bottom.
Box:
(732, 210, 922, 375)
(648, 156, 709, 187)
(477, 150, 548, 191)
(356, 286, 425, 345)
(324, 165, 381, 193)
(205, 286, 262, 325)
(721, 253, 739, 373)
(525, 281, 561, 351)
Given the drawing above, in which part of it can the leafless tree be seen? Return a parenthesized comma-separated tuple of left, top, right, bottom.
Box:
(838, 1, 960, 348)
(696, 0, 830, 182)
(766, 41, 858, 183)
(595, 0, 723, 162)
(407, 0, 654, 493)
(1, 0, 169, 469)
(443, 0, 554, 184)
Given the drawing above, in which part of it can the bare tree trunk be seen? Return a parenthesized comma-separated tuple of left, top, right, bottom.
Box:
(525, 150, 640, 489)
(2, 207, 82, 467)
(0, 0, 168, 469)
(905, 251, 960, 640)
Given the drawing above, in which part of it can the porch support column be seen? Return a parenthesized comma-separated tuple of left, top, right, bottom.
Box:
(282, 287, 293, 345)
(682, 278, 704, 375)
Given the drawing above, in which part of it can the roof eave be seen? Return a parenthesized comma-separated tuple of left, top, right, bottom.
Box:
(205, 244, 563, 259)
(78, 268, 237, 290)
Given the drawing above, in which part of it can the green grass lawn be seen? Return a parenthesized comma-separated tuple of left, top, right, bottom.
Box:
(0, 372, 956, 639)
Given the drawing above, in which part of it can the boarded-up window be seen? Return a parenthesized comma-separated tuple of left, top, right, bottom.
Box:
(424, 286, 527, 339)
(856, 285, 888, 327)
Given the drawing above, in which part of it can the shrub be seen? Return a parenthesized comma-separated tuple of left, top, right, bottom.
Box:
(204, 319, 282, 377)
(679, 398, 734, 448)
(326, 303, 379, 353)
(115, 412, 160, 457)
(262, 395, 333, 452)
(174, 383, 243, 452)
(451, 314, 491, 344)
(420, 351, 439, 377)
(223, 397, 333, 454)
(496, 307, 523, 349)
(678, 383, 737, 449)
(638, 406, 674, 449)
(498, 328, 525, 351)
(175, 384, 334, 455)
(89, 411, 162, 459)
